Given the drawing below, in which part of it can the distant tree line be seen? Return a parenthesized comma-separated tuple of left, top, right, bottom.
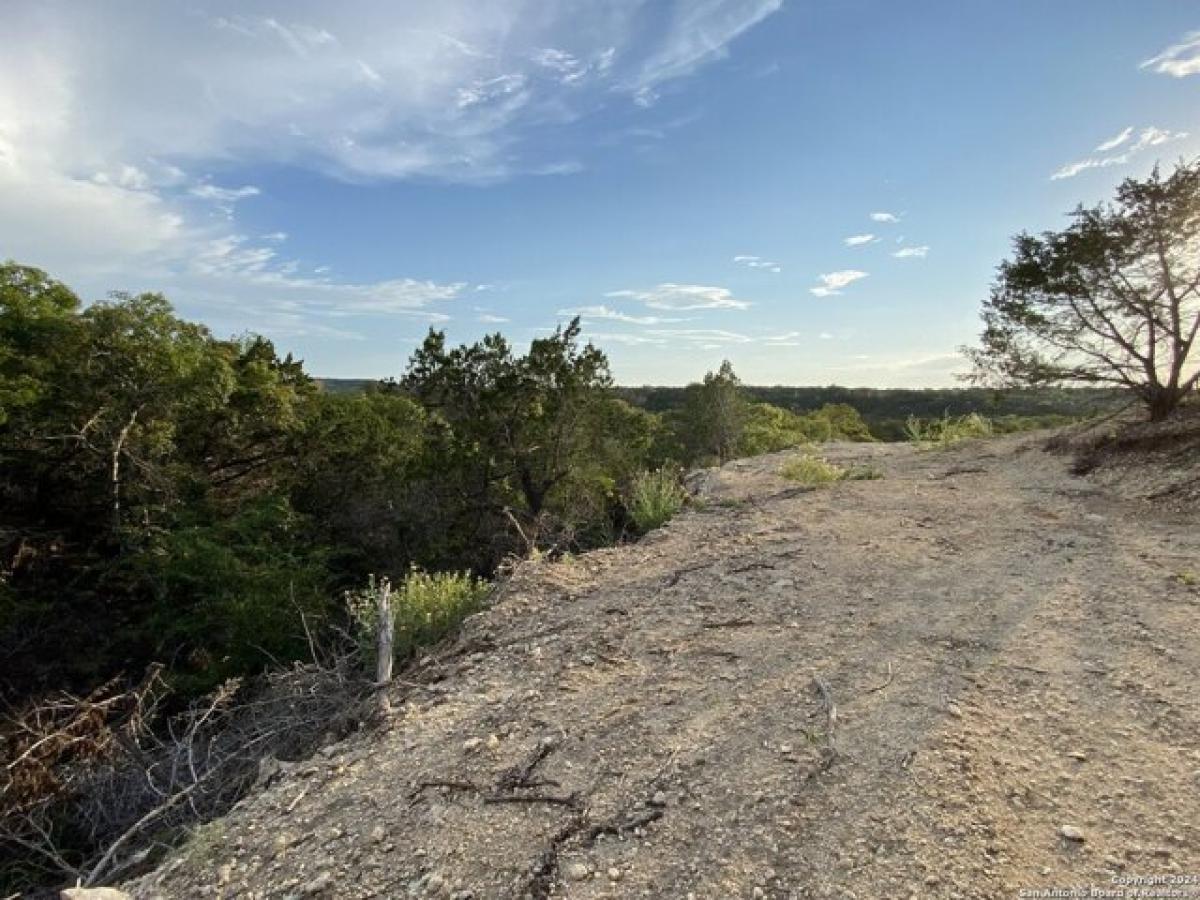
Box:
(614, 383, 1120, 441)
(324, 381, 1119, 443)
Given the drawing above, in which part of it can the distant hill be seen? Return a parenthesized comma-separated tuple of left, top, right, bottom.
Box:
(319, 379, 1124, 441)
(615, 385, 1124, 440)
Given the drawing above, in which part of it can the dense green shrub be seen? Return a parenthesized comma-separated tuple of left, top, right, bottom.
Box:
(346, 569, 490, 667)
(741, 401, 876, 455)
(627, 467, 687, 533)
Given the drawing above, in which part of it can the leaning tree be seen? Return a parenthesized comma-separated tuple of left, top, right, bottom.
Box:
(967, 159, 1200, 421)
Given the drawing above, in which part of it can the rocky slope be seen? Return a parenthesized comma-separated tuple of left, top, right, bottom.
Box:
(129, 435, 1200, 899)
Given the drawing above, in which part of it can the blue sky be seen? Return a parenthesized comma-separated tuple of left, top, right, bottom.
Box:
(1, 1, 1197, 385)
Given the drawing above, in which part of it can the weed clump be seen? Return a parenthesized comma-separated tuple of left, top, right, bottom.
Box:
(780, 453, 883, 486)
(781, 454, 846, 486)
(904, 412, 994, 449)
(627, 467, 687, 533)
(347, 570, 490, 666)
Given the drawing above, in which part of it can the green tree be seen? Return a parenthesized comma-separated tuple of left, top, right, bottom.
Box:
(967, 160, 1200, 421)
(678, 360, 750, 464)
(0, 276, 323, 697)
(0, 263, 81, 427)
(291, 389, 432, 576)
(401, 318, 615, 551)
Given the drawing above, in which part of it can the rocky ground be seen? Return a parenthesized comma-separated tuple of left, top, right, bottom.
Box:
(128, 431, 1200, 899)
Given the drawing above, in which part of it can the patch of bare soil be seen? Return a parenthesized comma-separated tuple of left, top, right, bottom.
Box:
(129, 433, 1200, 899)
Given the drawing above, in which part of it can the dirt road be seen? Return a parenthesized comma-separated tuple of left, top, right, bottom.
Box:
(134, 435, 1200, 899)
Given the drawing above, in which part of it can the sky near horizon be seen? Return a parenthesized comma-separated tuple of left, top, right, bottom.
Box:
(1, 2, 1198, 386)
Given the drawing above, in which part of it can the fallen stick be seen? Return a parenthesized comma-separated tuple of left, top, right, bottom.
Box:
(285, 786, 310, 813)
(581, 807, 664, 846)
(864, 661, 894, 694)
(411, 779, 480, 798)
(811, 676, 838, 730)
(484, 793, 580, 808)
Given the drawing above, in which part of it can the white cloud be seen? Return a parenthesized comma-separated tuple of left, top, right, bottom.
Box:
(892, 245, 929, 259)
(188, 234, 466, 319)
(587, 331, 668, 346)
(559, 304, 682, 325)
(1095, 126, 1133, 153)
(1051, 126, 1189, 180)
(844, 234, 876, 247)
(648, 327, 753, 344)
(456, 73, 528, 110)
(1141, 30, 1200, 78)
(870, 212, 899, 223)
(632, 86, 660, 108)
(818, 331, 834, 340)
(733, 254, 781, 272)
(763, 330, 802, 346)
(190, 183, 262, 203)
(606, 283, 750, 310)
(477, 312, 509, 323)
(530, 47, 615, 85)
(810, 270, 868, 297)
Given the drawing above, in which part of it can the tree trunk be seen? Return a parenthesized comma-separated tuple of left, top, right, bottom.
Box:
(110, 408, 141, 532)
(517, 465, 545, 516)
(1146, 386, 1180, 422)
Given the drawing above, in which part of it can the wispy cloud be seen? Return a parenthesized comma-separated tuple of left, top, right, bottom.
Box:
(763, 330, 803, 346)
(190, 183, 262, 203)
(892, 245, 929, 259)
(530, 47, 615, 85)
(559, 304, 682, 325)
(810, 270, 868, 297)
(0, 2, 782, 188)
(586, 331, 668, 346)
(1094, 126, 1134, 153)
(455, 73, 527, 110)
(606, 283, 750, 310)
(476, 312, 509, 323)
(1051, 126, 1189, 180)
(870, 211, 899, 224)
(733, 254, 781, 272)
(628, 1, 784, 100)
(191, 234, 467, 319)
(647, 328, 753, 344)
(1141, 30, 1200, 78)
(844, 234, 877, 247)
